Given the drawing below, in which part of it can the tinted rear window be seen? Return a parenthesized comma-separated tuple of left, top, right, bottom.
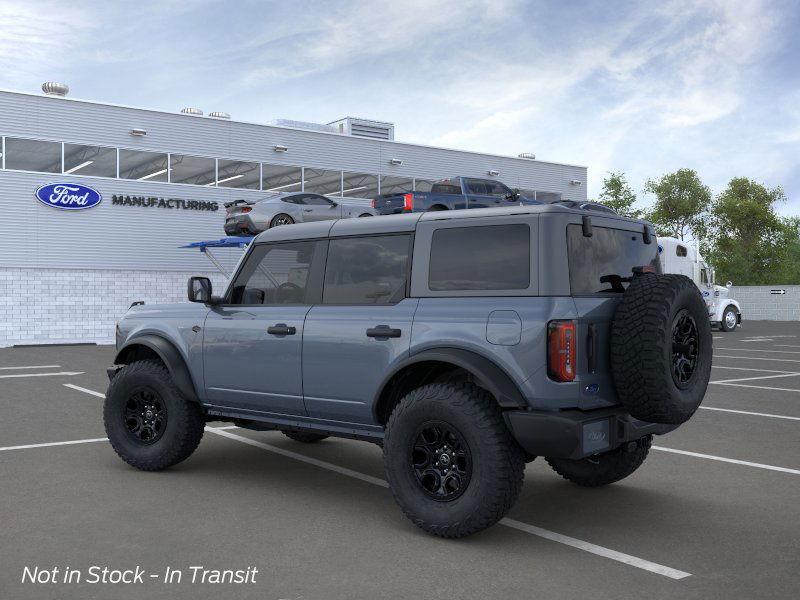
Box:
(567, 224, 660, 294)
(429, 224, 530, 291)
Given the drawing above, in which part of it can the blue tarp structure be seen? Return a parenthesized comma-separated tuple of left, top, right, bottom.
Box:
(180, 236, 253, 250)
(179, 236, 253, 275)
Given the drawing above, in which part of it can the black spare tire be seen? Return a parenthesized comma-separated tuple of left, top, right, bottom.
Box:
(610, 273, 712, 425)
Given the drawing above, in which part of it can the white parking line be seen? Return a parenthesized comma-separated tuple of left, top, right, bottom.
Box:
(653, 446, 800, 475)
(710, 382, 800, 394)
(206, 427, 691, 579)
(774, 344, 800, 349)
(0, 365, 61, 370)
(712, 365, 797, 373)
(63, 383, 106, 398)
(715, 355, 800, 364)
(699, 406, 800, 421)
(0, 371, 84, 379)
(716, 347, 800, 354)
(710, 373, 800, 384)
(0, 437, 108, 452)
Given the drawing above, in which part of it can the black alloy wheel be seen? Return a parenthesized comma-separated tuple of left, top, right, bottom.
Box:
(124, 387, 167, 445)
(411, 421, 472, 501)
(671, 309, 699, 388)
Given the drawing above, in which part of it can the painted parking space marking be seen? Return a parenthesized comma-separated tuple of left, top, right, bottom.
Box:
(710, 373, 800, 384)
(0, 437, 108, 452)
(715, 348, 800, 354)
(64, 383, 106, 398)
(715, 355, 800, 364)
(0, 371, 84, 379)
(699, 406, 800, 421)
(709, 382, 800, 394)
(712, 365, 798, 374)
(653, 446, 800, 475)
(0, 365, 61, 370)
(206, 427, 691, 580)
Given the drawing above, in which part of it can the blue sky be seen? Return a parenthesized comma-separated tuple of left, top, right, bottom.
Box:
(2, 0, 799, 213)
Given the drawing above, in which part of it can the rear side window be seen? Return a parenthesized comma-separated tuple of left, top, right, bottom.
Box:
(428, 225, 530, 291)
(676, 245, 688, 257)
(567, 225, 660, 294)
(430, 180, 462, 195)
(323, 235, 410, 304)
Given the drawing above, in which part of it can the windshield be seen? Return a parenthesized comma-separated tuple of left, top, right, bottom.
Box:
(567, 224, 661, 294)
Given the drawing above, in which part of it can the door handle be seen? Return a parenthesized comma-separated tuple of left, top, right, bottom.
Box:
(366, 325, 402, 338)
(303, 208, 313, 212)
(267, 323, 296, 336)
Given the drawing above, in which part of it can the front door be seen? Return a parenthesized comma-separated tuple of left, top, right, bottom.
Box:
(203, 239, 324, 416)
(302, 233, 416, 424)
(465, 178, 514, 209)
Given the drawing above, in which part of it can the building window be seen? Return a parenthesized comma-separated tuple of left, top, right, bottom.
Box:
(119, 149, 169, 182)
(304, 168, 342, 196)
(341, 172, 379, 198)
(217, 159, 260, 189)
(63, 144, 117, 177)
(429, 225, 530, 291)
(4, 138, 61, 173)
(414, 178, 436, 192)
(323, 235, 410, 304)
(262, 163, 302, 193)
(379, 175, 413, 195)
(170, 154, 216, 186)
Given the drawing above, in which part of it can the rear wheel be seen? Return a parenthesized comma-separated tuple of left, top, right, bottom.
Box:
(546, 436, 652, 487)
(383, 381, 525, 538)
(270, 213, 294, 227)
(720, 306, 738, 332)
(282, 430, 329, 443)
(104, 360, 205, 471)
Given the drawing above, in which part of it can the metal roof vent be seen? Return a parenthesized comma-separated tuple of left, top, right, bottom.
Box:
(42, 82, 69, 96)
(209, 111, 230, 119)
(180, 107, 204, 116)
(328, 117, 395, 141)
(518, 152, 536, 160)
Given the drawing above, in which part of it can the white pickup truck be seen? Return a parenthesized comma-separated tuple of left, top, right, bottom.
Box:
(658, 237, 742, 332)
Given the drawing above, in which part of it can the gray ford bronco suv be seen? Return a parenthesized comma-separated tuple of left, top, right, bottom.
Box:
(106, 205, 712, 538)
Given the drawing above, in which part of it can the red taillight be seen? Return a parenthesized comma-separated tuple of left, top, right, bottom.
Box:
(371, 198, 377, 209)
(403, 193, 413, 211)
(241, 207, 252, 213)
(547, 320, 576, 382)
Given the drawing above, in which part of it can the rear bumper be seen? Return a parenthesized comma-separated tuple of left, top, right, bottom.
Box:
(504, 406, 678, 460)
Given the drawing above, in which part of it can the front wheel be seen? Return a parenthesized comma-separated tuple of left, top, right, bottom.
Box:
(383, 382, 525, 538)
(720, 306, 738, 332)
(104, 360, 205, 471)
(545, 436, 652, 487)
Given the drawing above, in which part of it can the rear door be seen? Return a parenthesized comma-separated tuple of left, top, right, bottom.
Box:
(563, 219, 660, 409)
(302, 234, 417, 424)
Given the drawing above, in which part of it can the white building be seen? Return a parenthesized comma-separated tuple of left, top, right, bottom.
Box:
(0, 85, 588, 346)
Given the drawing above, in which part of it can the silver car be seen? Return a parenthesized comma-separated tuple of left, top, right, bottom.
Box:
(224, 192, 376, 235)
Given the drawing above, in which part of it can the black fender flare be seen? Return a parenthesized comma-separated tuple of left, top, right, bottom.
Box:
(374, 347, 527, 411)
(114, 334, 200, 402)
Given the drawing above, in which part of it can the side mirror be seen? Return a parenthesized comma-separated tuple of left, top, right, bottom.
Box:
(188, 276, 212, 303)
(726, 281, 732, 288)
(329, 201, 339, 208)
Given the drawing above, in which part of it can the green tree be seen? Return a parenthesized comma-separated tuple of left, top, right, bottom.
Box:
(643, 169, 711, 240)
(596, 171, 640, 218)
(705, 177, 791, 285)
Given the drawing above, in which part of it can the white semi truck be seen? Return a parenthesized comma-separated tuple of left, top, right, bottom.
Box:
(658, 237, 742, 332)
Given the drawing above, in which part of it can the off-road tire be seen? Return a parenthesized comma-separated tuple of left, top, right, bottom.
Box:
(546, 435, 652, 487)
(383, 382, 525, 538)
(104, 359, 205, 471)
(720, 306, 738, 332)
(611, 273, 712, 425)
(282, 430, 329, 443)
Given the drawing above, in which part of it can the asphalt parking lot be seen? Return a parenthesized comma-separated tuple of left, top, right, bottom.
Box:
(1, 321, 799, 599)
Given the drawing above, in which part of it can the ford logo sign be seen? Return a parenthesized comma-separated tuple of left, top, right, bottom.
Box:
(35, 183, 102, 210)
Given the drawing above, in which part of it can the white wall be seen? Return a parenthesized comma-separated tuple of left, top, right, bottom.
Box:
(730, 286, 800, 322)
